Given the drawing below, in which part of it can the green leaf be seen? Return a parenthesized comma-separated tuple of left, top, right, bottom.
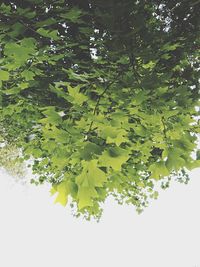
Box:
(3, 83, 29, 95)
(50, 83, 69, 101)
(149, 161, 170, 180)
(0, 70, 9, 81)
(40, 107, 62, 125)
(36, 28, 59, 40)
(67, 69, 89, 82)
(77, 186, 98, 209)
(98, 125, 128, 146)
(75, 160, 107, 209)
(98, 147, 130, 171)
(161, 42, 181, 51)
(165, 148, 186, 171)
(186, 160, 200, 170)
(132, 91, 148, 105)
(9, 22, 26, 37)
(60, 7, 83, 23)
(42, 126, 69, 143)
(106, 129, 128, 146)
(21, 70, 35, 81)
(80, 142, 103, 160)
(4, 38, 36, 68)
(142, 60, 156, 69)
(0, 3, 11, 14)
(68, 85, 87, 105)
(35, 18, 56, 27)
(76, 160, 107, 188)
(51, 148, 70, 170)
(52, 180, 71, 206)
(19, 82, 29, 89)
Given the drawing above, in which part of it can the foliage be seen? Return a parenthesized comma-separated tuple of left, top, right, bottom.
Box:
(0, 144, 26, 180)
(0, 0, 200, 219)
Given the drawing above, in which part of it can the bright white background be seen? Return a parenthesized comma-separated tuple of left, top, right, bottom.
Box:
(0, 167, 199, 267)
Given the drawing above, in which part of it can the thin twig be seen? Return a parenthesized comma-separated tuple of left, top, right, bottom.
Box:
(87, 79, 115, 134)
(19, 20, 40, 36)
(161, 116, 168, 141)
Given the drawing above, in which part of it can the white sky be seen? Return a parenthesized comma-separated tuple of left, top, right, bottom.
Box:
(0, 167, 200, 267)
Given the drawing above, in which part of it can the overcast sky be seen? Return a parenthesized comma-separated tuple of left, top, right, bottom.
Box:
(0, 167, 200, 267)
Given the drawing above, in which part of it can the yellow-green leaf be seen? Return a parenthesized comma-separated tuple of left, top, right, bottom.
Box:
(0, 70, 9, 81)
(98, 147, 130, 171)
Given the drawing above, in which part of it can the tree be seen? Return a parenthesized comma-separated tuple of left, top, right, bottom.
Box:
(0, 0, 199, 220)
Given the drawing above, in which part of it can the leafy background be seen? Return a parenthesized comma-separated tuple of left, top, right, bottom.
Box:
(0, 0, 199, 219)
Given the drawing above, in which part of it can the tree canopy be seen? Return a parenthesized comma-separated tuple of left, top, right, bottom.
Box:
(0, 0, 200, 219)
